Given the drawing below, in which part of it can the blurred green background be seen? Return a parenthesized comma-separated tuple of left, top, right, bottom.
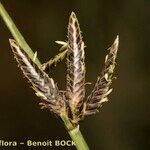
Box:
(0, 0, 150, 150)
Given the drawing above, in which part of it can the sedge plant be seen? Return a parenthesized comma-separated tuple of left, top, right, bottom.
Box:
(0, 2, 119, 150)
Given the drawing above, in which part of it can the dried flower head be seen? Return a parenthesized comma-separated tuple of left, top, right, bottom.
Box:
(66, 12, 85, 123)
(81, 36, 119, 118)
(10, 12, 119, 126)
(10, 39, 66, 115)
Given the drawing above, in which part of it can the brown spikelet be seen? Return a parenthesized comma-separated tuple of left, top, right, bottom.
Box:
(66, 12, 85, 121)
(9, 39, 65, 115)
(82, 36, 119, 117)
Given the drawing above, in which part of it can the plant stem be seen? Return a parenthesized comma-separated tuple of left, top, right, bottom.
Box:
(0, 2, 90, 150)
(61, 113, 89, 150)
(69, 127, 89, 150)
(0, 2, 41, 66)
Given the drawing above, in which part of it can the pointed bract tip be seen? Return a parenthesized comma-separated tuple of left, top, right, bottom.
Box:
(70, 11, 77, 19)
(33, 51, 37, 62)
(55, 41, 67, 45)
(111, 35, 119, 51)
(114, 35, 119, 45)
(9, 38, 14, 44)
(9, 39, 18, 48)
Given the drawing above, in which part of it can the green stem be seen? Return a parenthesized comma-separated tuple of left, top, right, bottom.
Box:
(0, 2, 90, 150)
(69, 127, 89, 150)
(0, 2, 41, 66)
(61, 113, 89, 150)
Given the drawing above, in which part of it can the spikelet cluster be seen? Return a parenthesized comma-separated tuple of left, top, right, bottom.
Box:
(10, 12, 119, 125)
